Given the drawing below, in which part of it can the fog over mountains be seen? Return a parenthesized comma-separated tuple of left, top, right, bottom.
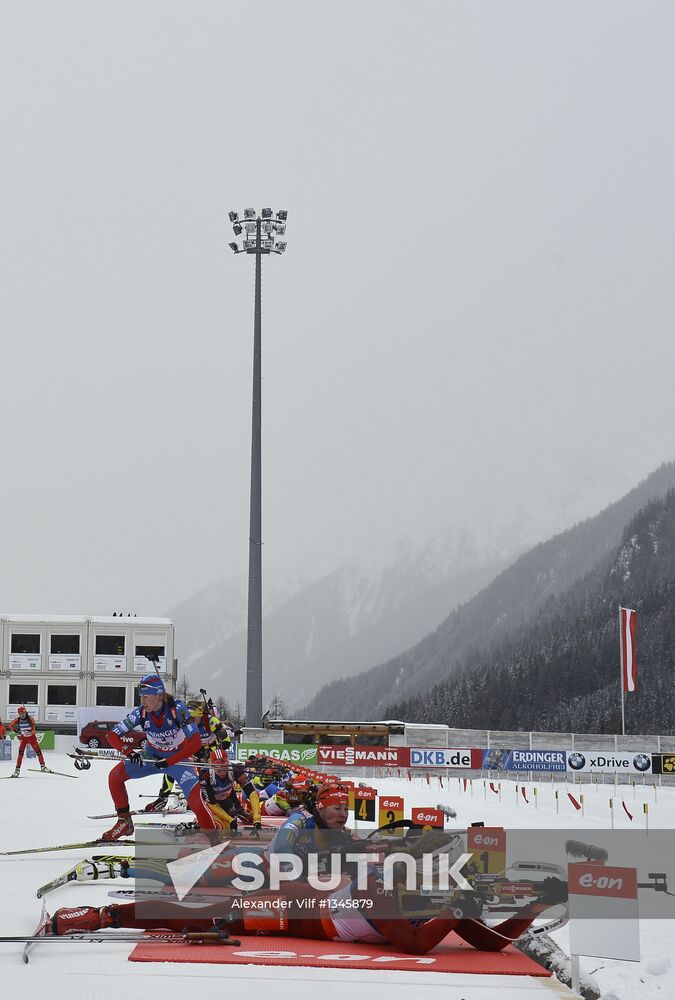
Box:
(167, 461, 656, 712)
(303, 462, 675, 727)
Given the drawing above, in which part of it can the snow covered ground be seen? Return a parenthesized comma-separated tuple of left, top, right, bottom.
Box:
(1, 755, 673, 999)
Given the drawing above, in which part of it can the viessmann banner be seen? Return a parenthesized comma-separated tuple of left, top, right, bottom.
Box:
(317, 745, 410, 767)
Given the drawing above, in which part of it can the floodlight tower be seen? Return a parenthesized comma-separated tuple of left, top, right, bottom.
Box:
(228, 208, 288, 728)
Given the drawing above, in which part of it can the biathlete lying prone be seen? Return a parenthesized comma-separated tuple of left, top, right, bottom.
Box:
(54, 788, 567, 954)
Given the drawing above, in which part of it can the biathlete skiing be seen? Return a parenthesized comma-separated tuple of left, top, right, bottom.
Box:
(101, 673, 216, 840)
(8, 706, 46, 777)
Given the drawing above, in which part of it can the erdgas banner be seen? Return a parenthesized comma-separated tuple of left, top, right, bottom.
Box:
(237, 742, 318, 765)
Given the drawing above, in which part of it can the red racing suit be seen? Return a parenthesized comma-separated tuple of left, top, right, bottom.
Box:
(8, 713, 45, 768)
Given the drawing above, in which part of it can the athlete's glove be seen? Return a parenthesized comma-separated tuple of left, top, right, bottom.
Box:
(127, 750, 144, 767)
(536, 877, 568, 906)
(153, 758, 169, 770)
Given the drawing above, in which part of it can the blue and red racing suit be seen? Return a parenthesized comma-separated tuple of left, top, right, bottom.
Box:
(107, 699, 214, 828)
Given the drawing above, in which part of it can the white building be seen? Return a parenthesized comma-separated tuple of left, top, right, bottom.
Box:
(0, 615, 176, 730)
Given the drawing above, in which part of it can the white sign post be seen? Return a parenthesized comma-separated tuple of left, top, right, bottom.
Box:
(568, 863, 640, 994)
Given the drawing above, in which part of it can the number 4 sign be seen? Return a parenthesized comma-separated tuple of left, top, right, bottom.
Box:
(353, 787, 376, 823)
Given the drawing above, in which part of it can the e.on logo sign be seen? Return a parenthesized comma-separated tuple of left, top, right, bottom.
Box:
(568, 864, 637, 900)
(378, 795, 404, 833)
(411, 807, 444, 829)
(568, 864, 640, 962)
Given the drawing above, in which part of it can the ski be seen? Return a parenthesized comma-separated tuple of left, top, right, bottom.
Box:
(87, 808, 187, 820)
(37, 858, 132, 898)
(108, 887, 241, 903)
(23, 899, 50, 964)
(28, 768, 78, 779)
(4, 929, 240, 949)
(455, 910, 569, 950)
(2, 838, 151, 857)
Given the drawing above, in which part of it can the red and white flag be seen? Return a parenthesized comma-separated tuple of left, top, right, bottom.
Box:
(620, 607, 638, 693)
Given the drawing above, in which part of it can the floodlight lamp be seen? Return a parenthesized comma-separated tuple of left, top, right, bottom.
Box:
(245, 222, 256, 234)
(233, 224, 243, 236)
(244, 208, 256, 220)
(243, 239, 256, 250)
(274, 223, 286, 236)
(262, 222, 273, 234)
(276, 241, 287, 253)
(228, 211, 239, 223)
(261, 208, 272, 219)
(261, 239, 273, 250)
(228, 242, 239, 252)
(276, 210, 288, 221)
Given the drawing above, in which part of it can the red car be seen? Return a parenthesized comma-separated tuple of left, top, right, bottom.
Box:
(79, 720, 147, 750)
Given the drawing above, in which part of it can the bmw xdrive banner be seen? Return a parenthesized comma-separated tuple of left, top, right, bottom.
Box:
(566, 750, 653, 774)
(482, 748, 567, 772)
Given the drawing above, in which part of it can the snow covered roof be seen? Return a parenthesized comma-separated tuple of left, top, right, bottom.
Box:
(0, 614, 172, 626)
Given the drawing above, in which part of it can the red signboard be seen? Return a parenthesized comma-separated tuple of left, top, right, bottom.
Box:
(317, 745, 410, 767)
(411, 807, 445, 828)
(353, 787, 377, 800)
(568, 864, 638, 900)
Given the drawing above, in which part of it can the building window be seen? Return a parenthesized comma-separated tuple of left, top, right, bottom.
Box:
(135, 644, 165, 658)
(11, 634, 40, 654)
(9, 683, 39, 704)
(50, 635, 80, 655)
(96, 686, 126, 707)
(95, 635, 125, 656)
(47, 685, 77, 706)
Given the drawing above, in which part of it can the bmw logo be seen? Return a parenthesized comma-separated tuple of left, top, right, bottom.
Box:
(633, 753, 650, 772)
(568, 752, 585, 770)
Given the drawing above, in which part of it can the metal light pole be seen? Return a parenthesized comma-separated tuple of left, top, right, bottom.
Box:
(228, 208, 288, 728)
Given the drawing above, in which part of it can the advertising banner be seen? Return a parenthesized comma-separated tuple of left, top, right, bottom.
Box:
(467, 826, 506, 877)
(408, 747, 481, 769)
(378, 795, 404, 830)
(11, 730, 55, 750)
(237, 742, 318, 765)
(566, 751, 652, 774)
(353, 787, 376, 823)
(411, 807, 445, 829)
(317, 745, 410, 767)
(482, 748, 567, 772)
(651, 754, 675, 775)
(568, 863, 640, 962)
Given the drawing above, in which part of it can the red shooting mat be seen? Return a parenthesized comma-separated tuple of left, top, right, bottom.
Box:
(129, 931, 550, 976)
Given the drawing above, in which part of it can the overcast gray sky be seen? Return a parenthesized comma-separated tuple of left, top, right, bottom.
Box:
(0, 1, 673, 615)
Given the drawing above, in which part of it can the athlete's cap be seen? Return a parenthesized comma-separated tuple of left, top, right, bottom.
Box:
(209, 748, 229, 766)
(17, 705, 27, 713)
(315, 784, 350, 809)
(138, 674, 165, 695)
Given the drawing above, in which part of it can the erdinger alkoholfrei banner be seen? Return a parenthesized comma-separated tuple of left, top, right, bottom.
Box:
(482, 749, 567, 772)
(620, 607, 638, 693)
